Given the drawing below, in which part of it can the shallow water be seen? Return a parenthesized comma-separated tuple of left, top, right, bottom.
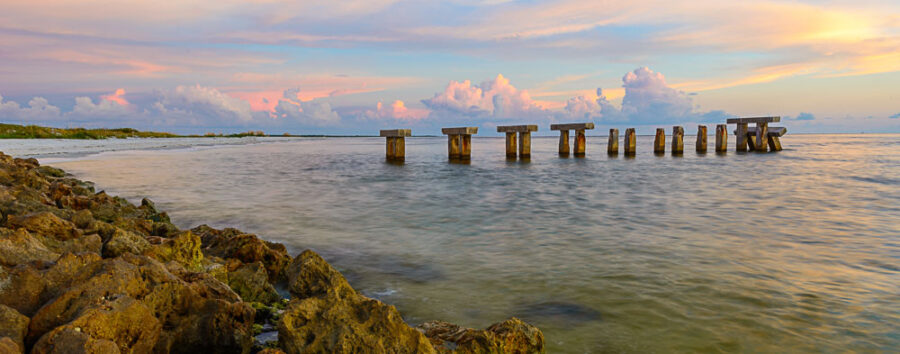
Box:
(12, 134, 899, 353)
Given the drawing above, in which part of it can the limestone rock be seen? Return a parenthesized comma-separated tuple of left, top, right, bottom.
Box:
(31, 296, 161, 354)
(286, 249, 355, 299)
(102, 228, 149, 258)
(143, 230, 203, 270)
(193, 225, 290, 282)
(0, 228, 58, 266)
(228, 262, 282, 305)
(6, 211, 82, 241)
(0, 304, 29, 352)
(417, 318, 545, 354)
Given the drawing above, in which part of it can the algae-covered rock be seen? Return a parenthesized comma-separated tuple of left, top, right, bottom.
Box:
(143, 230, 203, 270)
(6, 211, 82, 241)
(31, 295, 161, 354)
(228, 262, 282, 305)
(417, 318, 545, 354)
(279, 249, 435, 354)
(102, 228, 149, 258)
(286, 249, 355, 299)
(193, 225, 290, 281)
(0, 228, 59, 266)
(0, 304, 29, 352)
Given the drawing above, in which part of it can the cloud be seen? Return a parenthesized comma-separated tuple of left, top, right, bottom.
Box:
(422, 74, 546, 119)
(562, 67, 720, 124)
(152, 85, 255, 124)
(791, 112, 816, 121)
(365, 100, 429, 121)
(0, 94, 62, 121)
(273, 88, 340, 126)
(69, 89, 132, 121)
(890, 113, 900, 119)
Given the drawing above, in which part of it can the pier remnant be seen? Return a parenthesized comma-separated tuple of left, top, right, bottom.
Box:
(624, 128, 636, 156)
(696, 125, 707, 153)
(380, 129, 411, 161)
(727, 116, 781, 152)
(497, 125, 538, 158)
(715, 124, 727, 153)
(607, 129, 619, 155)
(551, 123, 595, 157)
(672, 126, 684, 155)
(441, 127, 478, 160)
(654, 128, 666, 154)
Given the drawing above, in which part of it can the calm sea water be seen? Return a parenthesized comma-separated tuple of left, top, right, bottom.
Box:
(11, 134, 899, 353)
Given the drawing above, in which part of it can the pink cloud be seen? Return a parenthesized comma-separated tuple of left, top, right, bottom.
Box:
(422, 74, 545, 118)
(365, 100, 429, 121)
(101, 88, 129, 106)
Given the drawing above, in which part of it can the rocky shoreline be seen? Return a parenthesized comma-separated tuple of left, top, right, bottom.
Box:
(0, 151, 544, 353)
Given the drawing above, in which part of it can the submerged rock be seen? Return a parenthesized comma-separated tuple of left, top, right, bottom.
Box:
(417, 318, 545, 354)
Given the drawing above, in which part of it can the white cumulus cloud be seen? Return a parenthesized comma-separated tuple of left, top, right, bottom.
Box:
(422, 74, 545, 119)
(273, 88, 340, 126)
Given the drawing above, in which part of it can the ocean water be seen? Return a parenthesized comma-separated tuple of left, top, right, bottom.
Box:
(8, 134, 898, 353)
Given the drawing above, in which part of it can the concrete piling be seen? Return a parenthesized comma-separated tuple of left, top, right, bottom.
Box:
(696, 125, 707, 153)
(505, 132, 517, 158)
(654, 128, 666, 154)
(441, 127, 478, 160)
(497, 125, 537, 159)
(551, 123, 594, 157)
(624, 128, 636, 156)
(380, 129, 411, 162)
(735, 123, 749, 152)
(715, 124, 727, 153)
(672, 126, 684, 155)
(608, 128, 619, 155)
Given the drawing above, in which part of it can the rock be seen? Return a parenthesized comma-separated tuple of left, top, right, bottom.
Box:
(279, 250, 435, 354)
(0, 264, 47, 316)
(228, 262, 282, 305)
(6, 211, 82, 241)
(0, 304, 29, 352)
(286, 250, 355, 299)
(102, 228, 149, 258)
(143, 230, 203, 270)
(193, 225, 290, 282)
(257, 349, 286, 354)
(35, 166, 65, 178)
(70, 209, 94, 230)
(0, 228, 59, 266)
(417, 318, 545, 354)
(30, 328, 120, 354)
(0, 337, 22, 354)
(31, 296, 161, 354)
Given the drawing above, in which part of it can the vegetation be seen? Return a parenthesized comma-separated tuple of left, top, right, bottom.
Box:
(0, 123, 180, 139)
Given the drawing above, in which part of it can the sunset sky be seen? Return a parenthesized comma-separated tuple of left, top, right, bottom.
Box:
(1, 0, 898, 134)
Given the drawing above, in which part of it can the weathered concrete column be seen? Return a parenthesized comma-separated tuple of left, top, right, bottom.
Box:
(447, 135, 460, 159)
(696, 125, 708, 153)
(654, 128, 666, 154)
(574, 130, 586, 156)
(380, 129, 411, 161)
(715, 124, 727, 152)
(607, 128, 619, 155)
(767, 126, 786, 151)
(442, 127, 478, 160)
(497, 125, 537, 159)
(624, 128, 636, 156)
(755, 122, 769, 152)
(671, 126, 684, 155)
(518, 131, 531, 158)
(735, 123, 749, 152)
(551, 123, 594, 157)
(505, 132, 517, 158)
(461, 134, 472, 159)
(558, 130, 570, 156)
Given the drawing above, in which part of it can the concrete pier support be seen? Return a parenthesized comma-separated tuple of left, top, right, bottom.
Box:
(607, 128, 619, 155)
(754, 123, 769, 152)
(558, 130, 570, 156)
(696, 125, 708, 153)
(654, 128, 666, 155)
(551, 123, 594, 157)
(497, 125, 537, 159)
(442, 127, 478, 160)
(624, 128, 636, 156)
(672, 126, 684, 155)
(380, 129, 411, 162)
(735, 123, 749, 152)
(715, 124, 727, 153)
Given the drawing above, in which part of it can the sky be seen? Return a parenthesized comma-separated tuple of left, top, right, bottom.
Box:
(0, 0, 898, 135)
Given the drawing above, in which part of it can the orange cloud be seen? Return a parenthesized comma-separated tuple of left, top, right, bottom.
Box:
(101, 88, 129, 106)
